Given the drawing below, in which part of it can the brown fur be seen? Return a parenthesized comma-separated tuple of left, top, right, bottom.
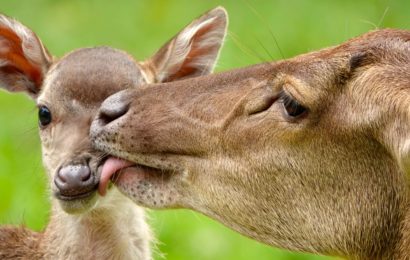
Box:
(0, 8, 227, 259)
(0, 226, 42, 259)
(91, 29, 410, 259)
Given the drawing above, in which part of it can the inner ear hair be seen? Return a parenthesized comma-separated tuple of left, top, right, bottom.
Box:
(335, 51, 377, 86)
(349, 50, 379, 72)
(0, 14, 52, 97)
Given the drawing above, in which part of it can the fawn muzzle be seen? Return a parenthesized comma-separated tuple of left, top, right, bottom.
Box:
(54, 164, 98, 200)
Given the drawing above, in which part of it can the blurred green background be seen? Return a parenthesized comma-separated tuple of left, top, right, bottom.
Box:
(0, 0, 408, 259)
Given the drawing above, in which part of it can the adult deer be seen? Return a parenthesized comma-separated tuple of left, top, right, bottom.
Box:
(0, 7, 227, 259)
(91, 29, 410, 259)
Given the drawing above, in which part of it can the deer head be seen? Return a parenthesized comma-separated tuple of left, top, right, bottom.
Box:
(0, 7, 227, 214)
(91, 29, 410, 259)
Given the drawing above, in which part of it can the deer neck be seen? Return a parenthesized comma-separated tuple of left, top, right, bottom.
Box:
(40, 189, 151, 260)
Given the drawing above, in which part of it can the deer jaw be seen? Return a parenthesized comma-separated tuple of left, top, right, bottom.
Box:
(91, 29, 410, 259)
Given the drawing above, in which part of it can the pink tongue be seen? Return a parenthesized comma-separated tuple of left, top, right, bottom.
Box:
(98, 157, 134, 196)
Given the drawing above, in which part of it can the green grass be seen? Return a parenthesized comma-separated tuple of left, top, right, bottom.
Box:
(0, 0, 408, 259)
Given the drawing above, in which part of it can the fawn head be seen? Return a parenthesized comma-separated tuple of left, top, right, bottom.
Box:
(0, 7, 227, 214)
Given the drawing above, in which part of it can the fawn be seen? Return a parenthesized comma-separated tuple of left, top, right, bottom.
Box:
(92, 29, 410, 259)
(0, 7, 227, 259)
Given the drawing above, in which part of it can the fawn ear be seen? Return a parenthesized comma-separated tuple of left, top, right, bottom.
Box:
(146, 6, 228, 83)
(0, 14, 52, 98)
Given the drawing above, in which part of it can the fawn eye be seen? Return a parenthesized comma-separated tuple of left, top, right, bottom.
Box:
(280, 91, 307, 119)
(38, 106, 52, 127)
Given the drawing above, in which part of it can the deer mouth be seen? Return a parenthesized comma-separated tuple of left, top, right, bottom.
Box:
(56, 189, 97, 201)
(98, 157, 136, 196)
(98, 156, 179, 208)
(55, 188, 99, 214)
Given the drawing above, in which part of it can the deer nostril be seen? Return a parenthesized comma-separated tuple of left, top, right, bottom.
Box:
(55, 165, 95, 196)
(98, 101, 129, 126)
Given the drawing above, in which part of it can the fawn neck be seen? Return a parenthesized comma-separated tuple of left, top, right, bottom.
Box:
(40, 189, 151, 260)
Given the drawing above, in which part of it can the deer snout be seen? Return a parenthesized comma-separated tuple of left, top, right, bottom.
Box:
(96, 92, 130, 127)
(54, 165, 96, 198)
(90, 91, 131, 149)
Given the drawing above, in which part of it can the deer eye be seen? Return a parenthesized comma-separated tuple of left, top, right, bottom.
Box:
(38, 106, 52, 127)
(280, 91, 307, 119)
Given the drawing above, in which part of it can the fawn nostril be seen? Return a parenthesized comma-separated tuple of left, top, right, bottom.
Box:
(80, 167, 91, 181)
(98, 101, 129, 126)
(55, 165, 94, 197)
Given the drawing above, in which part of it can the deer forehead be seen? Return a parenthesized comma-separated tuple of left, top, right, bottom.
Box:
(38, 47, 147, 109)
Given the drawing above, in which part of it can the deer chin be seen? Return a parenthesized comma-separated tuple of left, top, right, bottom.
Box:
(98, 156, 182, 208)
(55, 191, 99, 214)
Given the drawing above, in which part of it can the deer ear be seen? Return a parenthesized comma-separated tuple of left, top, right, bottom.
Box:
(146, 6, 228, 83)
(0, 14, 52, 98)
